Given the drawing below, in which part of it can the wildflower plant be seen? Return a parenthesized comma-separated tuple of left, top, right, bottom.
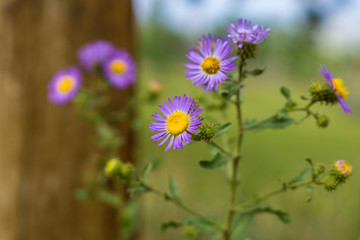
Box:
(126, 18, 353, 240)
(48, 18, 355, 240)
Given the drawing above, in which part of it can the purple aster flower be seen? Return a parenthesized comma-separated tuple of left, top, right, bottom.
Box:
(78, 40, 115, 72)
(185, 37, 238, 91)
(48, 66, 82, 105)
(102, 49, 136, 89)
(150, 94, 203, 152)
(319, 66, 352, 114)
(194, 33, 231, 49)
(226, 18, 270, 49)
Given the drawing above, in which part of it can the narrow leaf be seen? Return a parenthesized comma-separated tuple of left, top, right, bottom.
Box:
(247, 68, 265, 76)
(199, 153, 228, 169)
(169, 176, 180, 201)
(142, 161, 153, 182)
(215, 123, 232, 137)
(161, 221, 183, 232)
(288, 167, 310, 185)
(306, 186, 313, 202)
(280, 87, 291, 100)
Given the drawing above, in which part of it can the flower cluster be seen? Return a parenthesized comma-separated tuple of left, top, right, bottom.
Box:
(48, 40, 136, 105)
(324, 160, 352, 191)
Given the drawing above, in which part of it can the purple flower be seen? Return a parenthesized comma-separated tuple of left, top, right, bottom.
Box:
(194, 33, 231, 49)
(185, 36, 237, 91)
(102, 49, 136, 89)
(78, 40, 115, 72)
(48, 66, 82, 105)
(319, 66, 352, 114)
(226, 18, 270, 49)
(150, 94, 203, 151)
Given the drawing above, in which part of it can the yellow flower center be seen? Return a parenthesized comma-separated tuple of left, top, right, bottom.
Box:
(166, 112, 190, 136)
(332, 78, 349, 99)
(58, 77, 74, 93)
(200, 57, 220, 74)
(111, 60, 127, 74)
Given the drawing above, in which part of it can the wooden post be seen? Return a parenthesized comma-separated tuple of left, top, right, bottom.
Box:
(0, 0, 136, 239)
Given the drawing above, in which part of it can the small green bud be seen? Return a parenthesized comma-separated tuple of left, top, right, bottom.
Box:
(324, 177, 337, 191)
(183, 225, 196, 239)
(316, 115, 329, 128)
(309, 81, 337, 104)
(120, 162, 134, 179)
(237, 43, 257, 60)
(104, 158, 123, 178)
(316, 164, 326, 175)
(191, 121, 217, 142)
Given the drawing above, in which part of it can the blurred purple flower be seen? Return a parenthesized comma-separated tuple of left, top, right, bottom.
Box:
(78, 40, 115, 72)
(102, 49, 136, 89)
(226, 18, 270, 49)
(48, 66, 82, 105)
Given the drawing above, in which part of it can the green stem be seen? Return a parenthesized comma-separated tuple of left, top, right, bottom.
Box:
(234, 180, 315, 211)
(222, 58, 246, 240)
(210, 141, 232, 156)
(143, 184, 223, 231)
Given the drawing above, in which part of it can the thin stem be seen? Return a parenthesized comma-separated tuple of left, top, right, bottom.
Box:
(143, 184, 223, 231)
(222, 58, 246, 240)
(210, 141, 232, 156)
(234, 180, 315, 211)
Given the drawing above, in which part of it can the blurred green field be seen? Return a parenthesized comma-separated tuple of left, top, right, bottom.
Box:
(134, 50, 360, 240)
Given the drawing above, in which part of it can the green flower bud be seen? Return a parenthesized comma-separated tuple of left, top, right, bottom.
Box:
(324, 177, 337, 191)
(309, 81, 337, 104)
(120, 162, 134, 179)
(316, 164, 326, 175)
(104, 158, 123, 178)
(237, 43, 257, 60)
(191, 121, 217, 143)
(183, 225, 196, 239)
(316, 115, 329, 128)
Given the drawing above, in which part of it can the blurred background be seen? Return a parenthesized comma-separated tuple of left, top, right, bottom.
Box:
(0, 0, 359, 239)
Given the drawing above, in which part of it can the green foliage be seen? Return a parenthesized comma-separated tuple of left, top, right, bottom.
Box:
(215, 123, 232, 138)
(169, 176, 181, 201)
(288, 167, 310, 186)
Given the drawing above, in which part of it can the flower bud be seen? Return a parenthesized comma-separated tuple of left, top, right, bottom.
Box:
(309, 81, 337, 104)
(237, 43, 257, 60)
(316, 115, 329, 128)
(120, 162, 134, 179)
(183, 225, 196, 239)
(324, 177, 337, 191)
(104, 158, 123, 178)
(191, 121, 217, 143)
(316, 164, 326, 175)
(148, 79, 163, 94)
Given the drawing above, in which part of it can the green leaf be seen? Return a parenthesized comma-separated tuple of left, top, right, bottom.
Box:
(199, 153, 228, 169)
(74, 188, 92, 201)
(288, 167, 310, 185)
(96, 189, 120, 207)
(128, 185, 151, 194)
(183, 217, 215, 232)
(169, 176, 180, 201)
(247, 68, 265, 76)
(215, 123, 232, 137)
(306, 185, 313, 202)
(244, 204, 291, 224)
(231, 214, 255, 240)
(245, 114, 295, 133)
(142, 162, 153, 182)
(280, 87, 291, 100)
(161, 220, 183, 232)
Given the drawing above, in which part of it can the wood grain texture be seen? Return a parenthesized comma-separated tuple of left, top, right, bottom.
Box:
(0, 0, 136, 239)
